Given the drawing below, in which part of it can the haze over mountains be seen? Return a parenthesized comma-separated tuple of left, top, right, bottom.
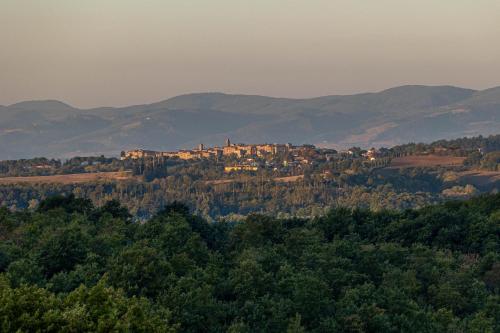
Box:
(1, 85, 500, 159)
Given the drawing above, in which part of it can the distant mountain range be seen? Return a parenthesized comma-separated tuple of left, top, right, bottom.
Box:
(1, 85, 500, 159)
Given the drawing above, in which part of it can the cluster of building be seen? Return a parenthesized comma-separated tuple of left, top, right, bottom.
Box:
(362, 148, 380, 161)
(122, 139, 382, 173)
(122, 139, 300, 161)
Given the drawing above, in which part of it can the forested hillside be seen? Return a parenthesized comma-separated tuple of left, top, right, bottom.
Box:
(4, 133, 500, 219)
(0, 195, 498, 332)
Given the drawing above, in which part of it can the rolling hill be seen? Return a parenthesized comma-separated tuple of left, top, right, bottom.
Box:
(1, 85, 500, 159)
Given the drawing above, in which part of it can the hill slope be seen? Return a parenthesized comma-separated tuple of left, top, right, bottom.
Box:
(1, 85, 499, 159)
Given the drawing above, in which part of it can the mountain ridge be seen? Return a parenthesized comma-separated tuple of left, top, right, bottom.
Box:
(5, 84, 483, 111)
(1, 85, 499, 159)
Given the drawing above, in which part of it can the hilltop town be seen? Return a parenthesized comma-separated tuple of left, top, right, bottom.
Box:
(122, 139, 294, 160)
(121, 139, 375, 172)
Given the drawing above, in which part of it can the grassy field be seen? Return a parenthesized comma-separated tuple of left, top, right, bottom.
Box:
(456, 170, 500, 187)
(0, 171, 133, 184)
(205, 175, 304, 186)
(274, 175, 304, 182)
(389, 155, 466, 168)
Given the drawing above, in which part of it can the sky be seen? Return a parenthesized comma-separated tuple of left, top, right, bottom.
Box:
(1, 0, 500, 108)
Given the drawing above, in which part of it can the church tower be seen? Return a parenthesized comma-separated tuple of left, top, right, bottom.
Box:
(225, 138, 231, 147)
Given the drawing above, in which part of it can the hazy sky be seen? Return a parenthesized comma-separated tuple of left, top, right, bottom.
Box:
(1, 0, 500, 108)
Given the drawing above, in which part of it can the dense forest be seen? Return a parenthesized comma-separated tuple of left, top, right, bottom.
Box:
(0, 194, 498, 332)
(0, 173, 440, 220)
(0, 156, 129, 177)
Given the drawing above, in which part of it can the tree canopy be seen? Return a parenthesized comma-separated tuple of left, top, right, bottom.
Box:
(0, 194, 499, 332)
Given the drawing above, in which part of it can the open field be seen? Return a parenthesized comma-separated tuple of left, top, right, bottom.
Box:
(389, 155, 466, 168)
(204, 179, 235, 186)
(274, 175, 304, 182)
(0, 171, 133, 185)
(456, 170, 500, 187)
(205, 175, 304, 186)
